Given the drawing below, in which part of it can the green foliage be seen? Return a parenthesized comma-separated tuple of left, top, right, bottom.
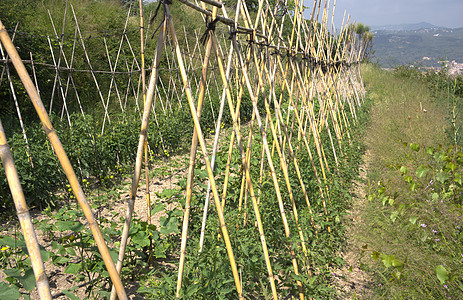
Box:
(136, 86, 369, 299)
(358, 64, 463, 299)
(364, 144, 463, 297)
(0, 191, 182, 298)
(0, 1, 370, 298)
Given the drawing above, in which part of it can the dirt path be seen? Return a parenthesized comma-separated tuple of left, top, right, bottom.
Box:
(334, 149, 373, 299)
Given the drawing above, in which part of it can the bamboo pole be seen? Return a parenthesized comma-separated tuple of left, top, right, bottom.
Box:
(251, 43, 312, 269)
(138, 0, 152, 230)
(176, 17, 215, 300)
(0, 119, 52, 300)
(230, 25, 305, 299)
(46, 36, 71, 126)
(0, 19, 128, 300)
(198, 23, 236, 253)
(0, 41, 34, 168)
(109, 15, 167, 300)
(209, 29, 279, 299)
(164, 4, 244, 298)
(69, 5, 113, 133)
(47, 14, 87, 122)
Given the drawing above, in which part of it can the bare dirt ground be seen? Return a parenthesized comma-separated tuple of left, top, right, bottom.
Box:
(334, 150, 374, 299)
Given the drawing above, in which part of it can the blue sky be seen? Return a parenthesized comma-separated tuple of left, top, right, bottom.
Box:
(303, 0, 463, 29)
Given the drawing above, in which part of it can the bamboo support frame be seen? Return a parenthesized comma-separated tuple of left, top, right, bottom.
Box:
(0, 0, 367, 297)
(0, 19, 128, 300)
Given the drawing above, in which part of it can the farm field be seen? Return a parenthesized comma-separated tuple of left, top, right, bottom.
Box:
(0, 0, 462, 299)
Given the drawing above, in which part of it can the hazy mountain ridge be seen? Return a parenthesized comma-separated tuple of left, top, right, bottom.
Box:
(370, 23, 463, 68)
(371, 22, 443, 31)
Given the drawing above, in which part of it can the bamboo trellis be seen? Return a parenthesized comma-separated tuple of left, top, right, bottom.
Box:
(0, 0, 368, 298)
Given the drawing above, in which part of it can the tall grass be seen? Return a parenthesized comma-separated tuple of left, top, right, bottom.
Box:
(356, 64, 463, 299)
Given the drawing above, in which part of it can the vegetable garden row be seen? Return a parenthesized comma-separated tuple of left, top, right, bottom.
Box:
(0, 0, 370, 298)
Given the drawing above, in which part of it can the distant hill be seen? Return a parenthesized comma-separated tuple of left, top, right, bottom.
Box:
(371, 25, 463, 67)
(371, 22, 441, 31)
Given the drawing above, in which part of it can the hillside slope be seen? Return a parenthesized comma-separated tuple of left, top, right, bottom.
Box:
(372, 27, 463, 67)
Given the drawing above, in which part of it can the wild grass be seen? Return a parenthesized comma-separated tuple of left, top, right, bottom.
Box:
(356, 64, 463, 299)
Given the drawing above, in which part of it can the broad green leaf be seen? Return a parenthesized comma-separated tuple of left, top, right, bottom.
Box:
(398, 204, 406, 213)
(400, 166, 408, 175)
(150, 204, 164, 216)
(410, 143, 420, 152)
(160, 217, 179, 235)
(409, 216, 418, 224)
(0, 282, 21, 299)
(435, 265, 449, 284)
(409, 181, 417, 191)
(432, 193, 439, 201)
(54, 256, 70, 265)
(382, 196, 388, 206)
(132, 231, 150, 248)
(390, 211, 398, 223)
(392, 259, 404, 271)
(416, 165, 430, 178)
(372, 251, 380, 261)
(62, 289, 79, 300)
(64, 263, 81, 275)
(381, 254, 393, 268)
(445, 162, 455, 171)
(0, 236, 24, 248)
(426, 146, 434, 155)
(388, 197, 395, 206)
(95, 291, 111, 299)
(55, 220, 85, 232)
(65, 247, 77, 257)
(454, 173, 462, 185)
(109, 249, 118, 264)
(40, 247, 51, 262)
(436, 171, 450, 183)
(404, 175, 413, 183)
(3, 268, 21, 278)
(21, 268, 36, 291)
(157, 189, 178, 199)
